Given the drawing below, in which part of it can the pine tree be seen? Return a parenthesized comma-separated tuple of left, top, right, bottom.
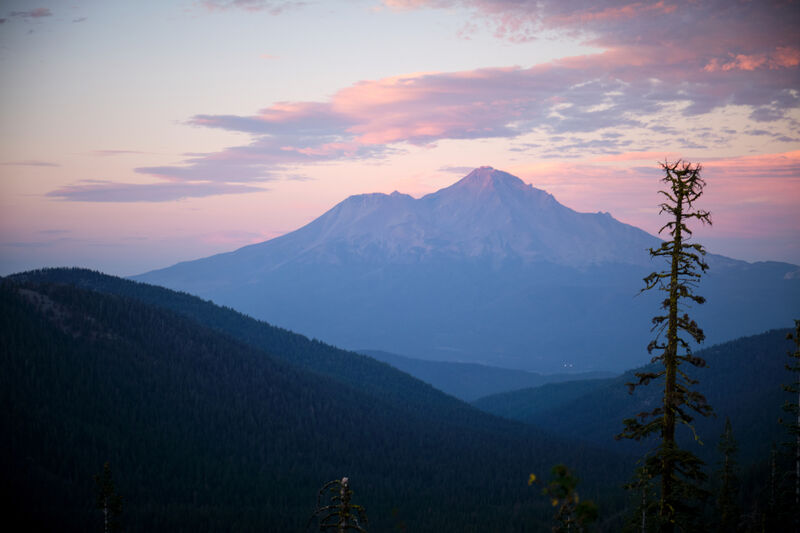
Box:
(716, 417, 740, 531)
(94, 462, 123, 533)
(308, 477, 368, 532)
(617, 160, 713, 532)
(622, 465, 657, 533)
(532, 464, 598, 533)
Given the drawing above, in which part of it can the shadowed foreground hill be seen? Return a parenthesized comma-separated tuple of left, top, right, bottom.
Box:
(1, 269, 629, 532)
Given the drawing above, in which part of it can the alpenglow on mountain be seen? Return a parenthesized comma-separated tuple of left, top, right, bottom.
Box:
(136, 167, 800, 372)
(265, 167, 660, 267)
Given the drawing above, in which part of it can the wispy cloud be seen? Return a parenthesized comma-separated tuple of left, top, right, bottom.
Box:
(514, 150, 800, 242)
(198, 0, 304, 14)
(704, 150, 800, 180)
(8, 8, 52, 19)
(2, 160, 60, 167)
(593, 151, 682, 163)
(89, 150, 148, 156)
(284, 173, 314, 181)
(49, 0, 798, 202)
(160, 43, 795, 173)
(170, 0, 797, 178)
(438, 165, 476, 174)
(46, 180, 266, 202)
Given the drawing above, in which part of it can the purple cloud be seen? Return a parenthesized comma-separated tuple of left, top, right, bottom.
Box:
(131, 134, 393, 182)
(107, 40, 795, 196)
(49, 0, 798, 202)
(46, 181, 267, 202)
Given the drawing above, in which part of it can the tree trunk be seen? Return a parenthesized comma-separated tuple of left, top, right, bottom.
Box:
(660, 190, 683, 533)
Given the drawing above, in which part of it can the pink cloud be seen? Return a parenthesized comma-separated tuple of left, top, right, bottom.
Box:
(75, 45, 794, 200)
(593, 152, 682, 163)
(50, 0, 799, 202)
(385, 1, 798, 70)
(9, 8, 52, 18)
(704, 47, 800, 73)
(550, 1, 677, 25)
(703, 151, 800, 180)
(514, 151, 800, 246)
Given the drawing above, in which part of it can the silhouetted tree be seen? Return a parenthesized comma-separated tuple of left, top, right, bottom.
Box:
(532, 464, 598, 532)
(309, 477, 368, 532)
(94, 462, 123, 533)
(622, 465, 657, 533)
(617, 160, 713, 532)
(716, 417, 740, 531)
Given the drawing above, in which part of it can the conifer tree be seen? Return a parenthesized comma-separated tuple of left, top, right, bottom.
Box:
(622, 465, 657, 533)
(617, 160, 713, 532)
(94, 462, 123, 533)
(531, 464, 598, 533)
(309, 477, 368, 533)
(716, 417, 740, 531)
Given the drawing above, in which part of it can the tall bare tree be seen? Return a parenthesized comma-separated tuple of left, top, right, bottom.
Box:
(618, 160, 713, 532)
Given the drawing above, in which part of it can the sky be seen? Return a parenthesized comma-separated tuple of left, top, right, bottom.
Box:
(1, 0, 799, 276)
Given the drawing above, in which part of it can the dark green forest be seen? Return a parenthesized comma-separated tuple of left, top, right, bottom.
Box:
(473, 329, 792, 464)
(1, 268, 797, 531)
(1, 269, 627, 532)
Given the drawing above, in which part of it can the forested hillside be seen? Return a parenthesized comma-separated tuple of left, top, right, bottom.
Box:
(1, 270, 630, 532)
(474, 329, 794, 465)
(359, 349, 615, 401)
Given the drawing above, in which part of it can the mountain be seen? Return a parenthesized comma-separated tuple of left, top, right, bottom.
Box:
(2, 268, 630, 532)
(134, 167, 800, 372)
(360, 348, 617, 402)
(473, 328, 795, 465)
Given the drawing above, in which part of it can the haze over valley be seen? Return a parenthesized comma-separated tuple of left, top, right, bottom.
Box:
(135, 167, 800, 373)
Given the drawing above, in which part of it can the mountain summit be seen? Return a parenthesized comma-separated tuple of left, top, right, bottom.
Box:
(202, 166, 657, 271)
(135, 167, 799, 372)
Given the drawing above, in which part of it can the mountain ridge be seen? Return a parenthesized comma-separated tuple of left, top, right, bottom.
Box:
(143, 166, 662, 274)
(134, 167, 800, 372)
